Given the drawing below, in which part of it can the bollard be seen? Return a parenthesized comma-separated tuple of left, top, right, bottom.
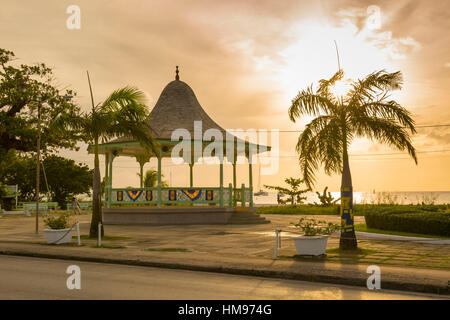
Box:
(97, 222, 102, 247)
(274, 229, 282, 260)
(76, 221, 81, 246)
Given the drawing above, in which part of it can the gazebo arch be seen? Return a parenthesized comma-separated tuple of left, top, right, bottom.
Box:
(88, 67, 270, 210)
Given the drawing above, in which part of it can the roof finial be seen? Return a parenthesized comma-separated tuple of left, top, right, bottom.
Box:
(175, 66, 179, 80)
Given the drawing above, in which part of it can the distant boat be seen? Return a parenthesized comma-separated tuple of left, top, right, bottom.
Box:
(254, 164, 268, 196)
(254, 190, 268, 196)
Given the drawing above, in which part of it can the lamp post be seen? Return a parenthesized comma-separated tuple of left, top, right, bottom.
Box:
(35, 101, 42, 234)
(35, 94, 73, 234)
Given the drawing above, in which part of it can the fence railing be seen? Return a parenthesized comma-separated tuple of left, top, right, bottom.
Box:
(106, 184, 252, 208)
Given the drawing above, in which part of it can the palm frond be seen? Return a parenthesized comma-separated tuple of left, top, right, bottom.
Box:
(351, 116, 417, 164)
(348, 70, 403, 106)
(101, 86, 147, 112)
(296, 115, 342, 188)
(289, 86, 336, 121)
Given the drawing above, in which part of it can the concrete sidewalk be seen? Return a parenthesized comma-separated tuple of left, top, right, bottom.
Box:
(0, 213, 449, 295)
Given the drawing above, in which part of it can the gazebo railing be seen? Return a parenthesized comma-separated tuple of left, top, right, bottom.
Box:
(106, 184, 252, 208)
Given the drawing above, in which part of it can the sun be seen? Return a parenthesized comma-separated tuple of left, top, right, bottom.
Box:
(330, 79, 353, 100)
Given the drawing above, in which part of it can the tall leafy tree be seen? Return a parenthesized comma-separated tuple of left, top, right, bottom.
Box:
(40, 155, 93, 208)
(0, 152, 93, 208)
(0, 48, 81, 159)
(288, 69, 417, 249)
(0, 151, 36, 201)
(57, 72, 158, 237)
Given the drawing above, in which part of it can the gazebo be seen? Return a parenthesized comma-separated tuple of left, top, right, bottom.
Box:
(88, 67, 270, 222)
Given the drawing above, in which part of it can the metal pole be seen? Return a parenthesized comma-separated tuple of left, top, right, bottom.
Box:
(274, 229, 281, 259)
(274, 230, 279, 259)
(35, 102, 41, 234)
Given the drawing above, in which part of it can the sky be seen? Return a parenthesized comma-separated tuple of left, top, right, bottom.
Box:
(1, 0, 450, 192)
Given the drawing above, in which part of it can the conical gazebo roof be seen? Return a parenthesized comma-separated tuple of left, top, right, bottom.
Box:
(148, 78, 228, 140)
(93, 68, 269, 157)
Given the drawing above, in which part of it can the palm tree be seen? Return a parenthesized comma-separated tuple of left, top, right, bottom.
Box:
(139, 169, 168, 188)
(288, 69, 417, 250)
(58, 72, 157, 237)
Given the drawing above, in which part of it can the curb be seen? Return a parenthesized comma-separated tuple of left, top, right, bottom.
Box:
(0, 249, 448, 296)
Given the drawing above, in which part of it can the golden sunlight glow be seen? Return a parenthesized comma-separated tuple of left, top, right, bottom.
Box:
(267, 18, 396, 104)
(330, 79, 353, 99)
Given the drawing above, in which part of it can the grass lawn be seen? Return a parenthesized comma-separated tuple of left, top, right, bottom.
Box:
(355, 223, 450, 239)
(256, 205, 340, 215)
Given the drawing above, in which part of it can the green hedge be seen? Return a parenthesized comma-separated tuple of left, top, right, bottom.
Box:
(364, 208, 450, 237)
(256, 204, 450, 222)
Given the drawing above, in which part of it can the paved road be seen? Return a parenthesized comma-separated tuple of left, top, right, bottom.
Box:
(0, 255, 446, 300)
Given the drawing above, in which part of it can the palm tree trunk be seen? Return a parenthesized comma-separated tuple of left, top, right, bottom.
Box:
(89, 138, 104, 238)
(339, 141, 358, 250)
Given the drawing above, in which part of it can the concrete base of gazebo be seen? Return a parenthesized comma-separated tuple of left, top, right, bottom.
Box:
(103, 207, 236, 225)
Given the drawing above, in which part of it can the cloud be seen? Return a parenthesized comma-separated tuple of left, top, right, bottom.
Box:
(367, 31, 421, 60)
(334, 4, 421, 60)
(422, 130, 450, 147)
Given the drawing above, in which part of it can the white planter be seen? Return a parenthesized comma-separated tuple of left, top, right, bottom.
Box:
(43, 228, 73, 244)
(292, 235, 329, 256)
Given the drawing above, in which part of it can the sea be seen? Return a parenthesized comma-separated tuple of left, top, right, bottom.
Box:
(253, 191, 450, 206)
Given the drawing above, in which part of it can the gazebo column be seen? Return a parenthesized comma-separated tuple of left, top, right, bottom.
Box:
(219, 158, 224, 207)
(189, 163, 194, 187)
(104, 153, 109, 202)
(248, 162, 253, 207)
(232, 161, 237, 207)
(157, 155, 162, 208)
(140, 163, 144, 188)
(107, 152, 115, 208)
(189, 141, 195, 188)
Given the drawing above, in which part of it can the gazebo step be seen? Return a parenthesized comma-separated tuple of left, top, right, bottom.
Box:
(227, 209, 270, 225)
(228, 219, 270, 225)
(103, 207, 236, 225)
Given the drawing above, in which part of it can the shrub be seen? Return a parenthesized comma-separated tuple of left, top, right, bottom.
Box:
(291, 218, 340, 236)
(315, 186, 338, 206)
(44, 214, 70, 230)
(364, 209, 450, 237)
